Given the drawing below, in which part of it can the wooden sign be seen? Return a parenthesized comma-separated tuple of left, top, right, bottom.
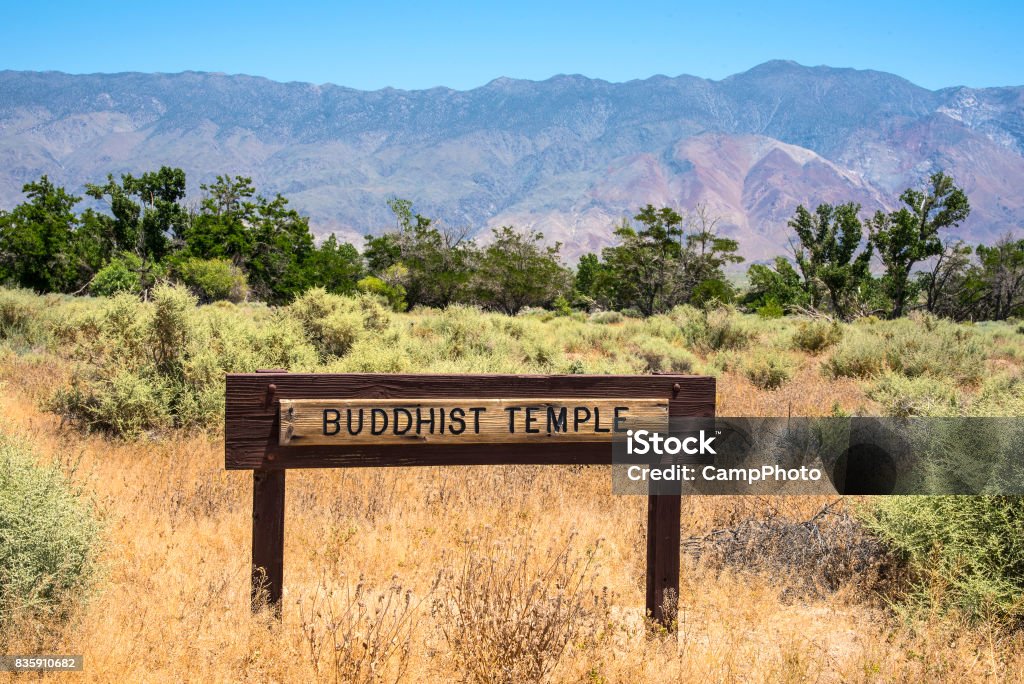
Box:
(225, 372, 716, 629)
(278, 398, 669, 446)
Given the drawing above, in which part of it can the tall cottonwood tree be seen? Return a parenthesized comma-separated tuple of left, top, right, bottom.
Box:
(867, 172, 970, 318)
(85, 166, 189, 263)
(920, 240, 974, 314)
(787, 202, 871, 319)
(0, 176, 83, 292)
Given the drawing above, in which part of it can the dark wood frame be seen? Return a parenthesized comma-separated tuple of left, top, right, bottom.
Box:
(226, 371, 716, 627)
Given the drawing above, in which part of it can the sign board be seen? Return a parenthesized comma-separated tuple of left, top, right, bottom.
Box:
(225, 372, 715, 628)
(278, 398, 669, 446)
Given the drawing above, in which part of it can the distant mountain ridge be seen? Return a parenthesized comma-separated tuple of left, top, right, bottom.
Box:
(1, 61, 1022, 260)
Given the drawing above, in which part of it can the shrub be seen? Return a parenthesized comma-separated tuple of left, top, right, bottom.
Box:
(90, 253, 142, 296)
(868, 373, 959, 418)
(433, 531, 606, 684)
(824, 318, 984, 386)
(288, 288, 392, 359)
(0, 437, 99, 630)
(589, 311, 623, 325)
(823, 332, 886, 379)
(685, 503, 899, 598)
(634, 337, 695, 373)
(679, 306, 752, 353)
(756, 298, 785, 319)
(884, 321, 984, 385)
(791, 320, 842, 354)
(356, 275, 407, 312)
(52, 285, 320, 436)
(0, 288, 48, 347)
(551, 295, 572, 316)
(862, 496, 1024, 622)
(743, 354, 792, 390)
(173, 257, 248, 303)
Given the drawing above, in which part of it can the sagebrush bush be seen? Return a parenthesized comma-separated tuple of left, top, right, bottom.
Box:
(589, 311, 623, 325)
(0, 437, 99, 631)
(0, 288, 49, 347)
(862, 496, 1024, 622)
(675, 305, 752, 353)
(742, 354, 792, 390)
(633, 337, 695, 373)
(287, 287, 393, 359)
(51, 285, 320, 435)
(791, 320, 843, 354)
(884, 320, 985, 385)
(824, 319, 984, 385)
(823, 331, 887, 379)
(868, 373, 960, 418)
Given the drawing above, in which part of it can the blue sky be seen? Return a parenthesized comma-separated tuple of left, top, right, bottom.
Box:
(3, 1, 1021, 91)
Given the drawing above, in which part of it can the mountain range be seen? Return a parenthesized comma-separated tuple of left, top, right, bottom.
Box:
(1, 61, 1022, 261)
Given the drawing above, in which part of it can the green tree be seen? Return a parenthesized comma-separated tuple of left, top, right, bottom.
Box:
(85, 166, 188, 263)
(183, 175, 256, 263)
(473, 227, 571, 314)
(919, 240, 975, 315)
(680, 204, 744, 293)
(0, 176, 83, 292)
(366, 198, 474, 308)
(867, 172, 971, 318)
(244, 194, 316, 304)
(363, 233, 402, 275)
(306, 235, 364, 295)
(788, 202, 871, 319)
(741, 257, 808, 312)
(976, 235, 1024, 321)
(600, 206, 684, 316)
(572, 252, 606, 310)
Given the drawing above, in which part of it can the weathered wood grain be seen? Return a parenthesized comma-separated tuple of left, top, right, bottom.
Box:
(251, 469, 285, 614)
(278, 397, 668, 446)
(225, 373, 716, 469)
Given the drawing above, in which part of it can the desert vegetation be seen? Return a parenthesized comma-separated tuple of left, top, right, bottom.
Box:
(5, 167, 1024, 327)
(1, 286, 1023, 681)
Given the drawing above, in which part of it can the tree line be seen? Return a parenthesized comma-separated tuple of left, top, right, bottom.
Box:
(0, 167, 1021, 321)
(741, 172, 1024, 321)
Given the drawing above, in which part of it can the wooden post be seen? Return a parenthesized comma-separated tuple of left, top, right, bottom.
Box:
(251, 368, 287, 615)
(251, 469, 285, 615)
(645, 494, 681, 629)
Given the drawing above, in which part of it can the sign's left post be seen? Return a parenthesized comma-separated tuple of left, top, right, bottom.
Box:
(251, 370, 286, 615)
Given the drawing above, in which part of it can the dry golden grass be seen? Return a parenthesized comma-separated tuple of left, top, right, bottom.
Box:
(2, 308, 1024, 682)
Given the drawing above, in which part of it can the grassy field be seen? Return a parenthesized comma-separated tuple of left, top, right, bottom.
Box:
(2, 288, 1024, 682)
